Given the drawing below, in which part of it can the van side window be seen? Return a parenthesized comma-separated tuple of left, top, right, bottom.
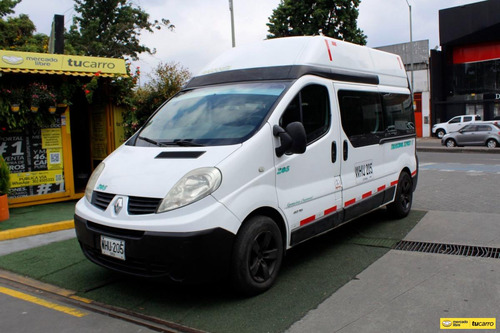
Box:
(338, 90, 415, 147)
(280, 84, 330, 143)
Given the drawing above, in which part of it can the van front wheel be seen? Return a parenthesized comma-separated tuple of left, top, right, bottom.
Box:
(231, 216, 283, 296)
(387, 172, 413, 219)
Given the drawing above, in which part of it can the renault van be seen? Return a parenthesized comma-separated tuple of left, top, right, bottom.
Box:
(75, 36, 418, 295)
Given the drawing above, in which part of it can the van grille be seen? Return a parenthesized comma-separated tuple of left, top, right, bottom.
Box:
(92, 191, 115, 211)
(128, 196, 162, 215)
(91, 191, 161, 215)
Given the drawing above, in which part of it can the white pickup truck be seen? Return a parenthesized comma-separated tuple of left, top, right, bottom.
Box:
(432, 115, 481, 138)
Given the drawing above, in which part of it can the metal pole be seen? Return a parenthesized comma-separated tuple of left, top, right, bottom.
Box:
(406, 0, 414, 98)
(229, 0, 236, 48)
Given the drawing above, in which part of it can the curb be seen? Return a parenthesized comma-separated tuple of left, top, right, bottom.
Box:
(0, 220, 74, 241)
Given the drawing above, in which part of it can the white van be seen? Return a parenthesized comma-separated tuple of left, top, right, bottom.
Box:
(75, 36, 418, 295)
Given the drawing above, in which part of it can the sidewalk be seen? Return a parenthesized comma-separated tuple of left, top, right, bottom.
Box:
(0, 200, 76, 241)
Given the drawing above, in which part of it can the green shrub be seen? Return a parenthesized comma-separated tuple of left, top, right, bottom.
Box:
(0, 155, 11, 196)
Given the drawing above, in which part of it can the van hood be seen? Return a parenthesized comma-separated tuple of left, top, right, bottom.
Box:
(94, 145, 240, 198)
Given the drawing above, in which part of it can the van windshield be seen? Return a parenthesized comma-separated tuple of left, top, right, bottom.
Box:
(136, 82, 289, 146)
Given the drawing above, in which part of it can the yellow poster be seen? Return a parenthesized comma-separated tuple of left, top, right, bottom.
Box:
(46, 148, 63, 170)
(10, 170, 64, 188)
(41, 128, 62, 149)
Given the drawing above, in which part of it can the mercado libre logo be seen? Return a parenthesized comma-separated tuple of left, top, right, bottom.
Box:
(440, 318, 496, 329)
(2, 55, 24, 65)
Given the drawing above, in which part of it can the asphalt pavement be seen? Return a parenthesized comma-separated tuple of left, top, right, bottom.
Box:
(1, 137, 499, 332)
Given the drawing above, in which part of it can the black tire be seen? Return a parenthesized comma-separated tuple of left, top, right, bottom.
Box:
(445, 139, 456, 147)
(230, 216, 283, 296)
(436, 129, 445, 139)
(486, 139, 498, 148)
(387, 172, 413, 219)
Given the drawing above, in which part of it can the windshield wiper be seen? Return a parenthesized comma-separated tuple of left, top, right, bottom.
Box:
(138, 136, 167, 147)
(164, 140, 205, 147)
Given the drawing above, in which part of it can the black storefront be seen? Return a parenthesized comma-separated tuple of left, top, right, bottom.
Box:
(430, 0, 500, 124)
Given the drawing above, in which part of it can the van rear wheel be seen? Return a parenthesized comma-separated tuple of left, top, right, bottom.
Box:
(387, 172, 413, 219)
(231, 216, 283, 296)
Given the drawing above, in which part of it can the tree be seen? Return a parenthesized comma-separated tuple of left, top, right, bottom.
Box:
(267, 0, 366, 45)
(0, 0, 48, 52)
(66, 0, 174, 60)
(0, 0, 19, 17)
(123, 62, 191, 137)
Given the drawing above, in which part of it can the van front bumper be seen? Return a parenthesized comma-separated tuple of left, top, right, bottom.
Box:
(74, 214, 235, 283)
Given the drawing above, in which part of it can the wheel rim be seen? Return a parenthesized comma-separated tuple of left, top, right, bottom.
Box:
(249, 231, 279, 283)
(446, 140, 455, 147)
(399, 176, 412, 211)
(487, 140, 497, 148)
(437, 131, 444, 138)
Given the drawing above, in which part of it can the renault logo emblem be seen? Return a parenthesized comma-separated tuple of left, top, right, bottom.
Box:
(114, 197, 124, 214)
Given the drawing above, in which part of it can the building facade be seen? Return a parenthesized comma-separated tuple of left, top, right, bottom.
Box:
(431, 0, 500, 125)
(377, 40, 431, 137)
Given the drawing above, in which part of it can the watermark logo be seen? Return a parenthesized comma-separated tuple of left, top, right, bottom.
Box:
(440, 318, 496, 329)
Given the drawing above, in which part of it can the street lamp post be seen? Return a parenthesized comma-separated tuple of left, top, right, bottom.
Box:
(229, 0, 236, 48)
(405, 0, 414, 98)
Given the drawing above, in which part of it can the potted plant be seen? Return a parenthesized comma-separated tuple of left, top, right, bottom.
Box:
(0, 155, 10, 221)
(29, 82, 56, 112)
(1, 88, 24, 112)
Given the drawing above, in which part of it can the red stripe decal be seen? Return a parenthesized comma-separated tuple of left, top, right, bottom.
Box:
(362, 191, 372, 199)
(390, 180, 398, 187)
(377, 185, 386, 192)
(300, 215, 316, 226)
(324, 206, 337, 215)
(324, 39, 333, 61)
(397, 57, 403, 69)
(345, 198, 356, 207)
(411, 170, 417, 177)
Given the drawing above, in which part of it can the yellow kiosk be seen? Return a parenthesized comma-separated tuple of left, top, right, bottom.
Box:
(0, 50, 129, 207)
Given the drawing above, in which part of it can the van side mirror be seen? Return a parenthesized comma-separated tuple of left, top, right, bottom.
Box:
(273, 122, 307, 157)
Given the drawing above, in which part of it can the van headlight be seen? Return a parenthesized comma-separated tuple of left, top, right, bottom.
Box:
(157, 167, 222, 213)
(85, 163, 105, 203)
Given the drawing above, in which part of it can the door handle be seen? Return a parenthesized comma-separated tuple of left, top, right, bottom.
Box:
(331, 141, 337, 163)
(343, 140, 348, 161)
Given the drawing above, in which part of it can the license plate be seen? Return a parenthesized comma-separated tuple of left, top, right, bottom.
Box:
(100, 235, 125, 260)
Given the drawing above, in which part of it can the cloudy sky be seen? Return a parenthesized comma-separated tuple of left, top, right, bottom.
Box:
(12, 0, 482, 82)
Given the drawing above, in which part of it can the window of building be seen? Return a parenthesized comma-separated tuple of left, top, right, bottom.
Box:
(338, 90, 415, 147)
(453, 59, 500, 95)
(280, 84, 330, 143)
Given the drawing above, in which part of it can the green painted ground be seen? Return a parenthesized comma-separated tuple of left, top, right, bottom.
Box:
(0, 200, 77, 231)
(0, 209, 426, 333)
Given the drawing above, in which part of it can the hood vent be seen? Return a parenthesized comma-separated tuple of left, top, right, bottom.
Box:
(155, 151, 206, 159)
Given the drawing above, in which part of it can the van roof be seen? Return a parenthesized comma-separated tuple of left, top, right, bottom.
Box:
(186, 36, 409, 89)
